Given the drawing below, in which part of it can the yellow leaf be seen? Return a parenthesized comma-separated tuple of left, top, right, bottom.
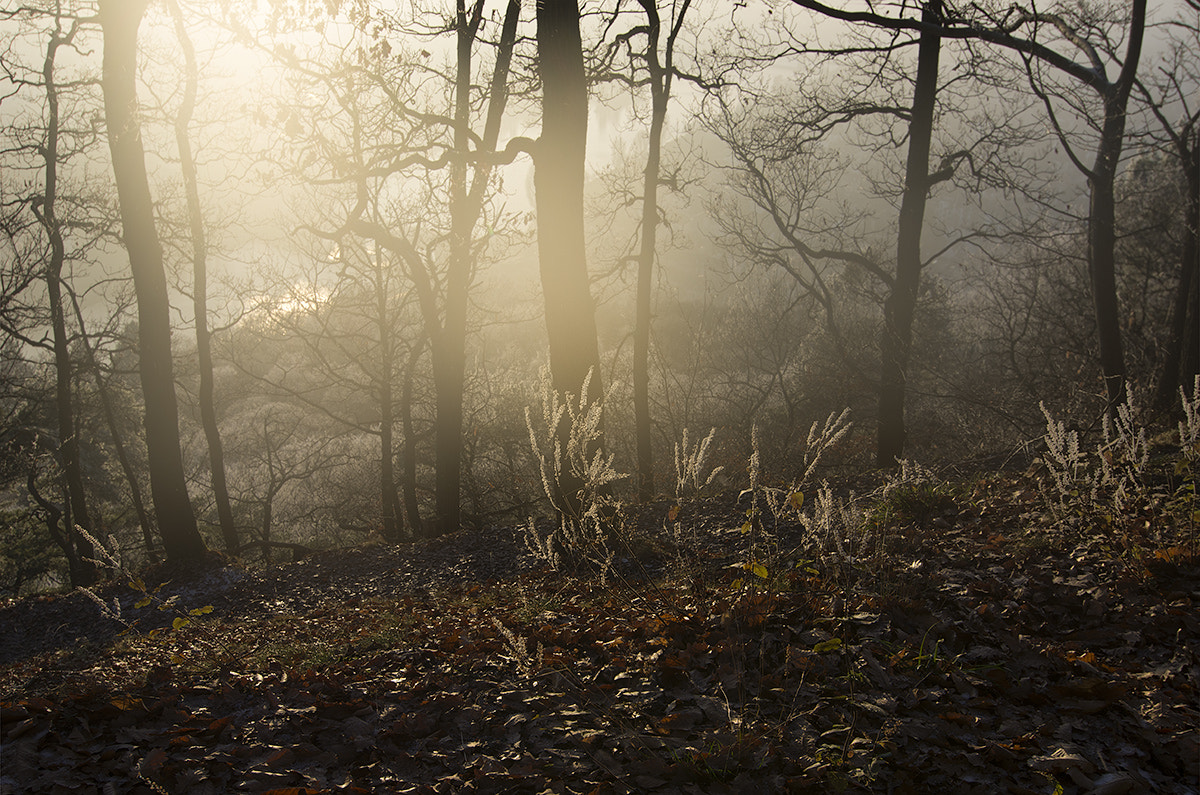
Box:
(170, 654, 185, 665)
(751, 562, 769, 579)
(813, 638, 842, 653)
(172, 617, 190, 631)
(739, 521, 752, 534)
(789, 491, 804, 511)
(135, 597, 153, 609)
(189, 605, 214, 616)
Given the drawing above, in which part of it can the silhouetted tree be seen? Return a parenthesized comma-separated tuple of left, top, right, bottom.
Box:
(100, 0, 206, 563)
(535, 0, 603, 512)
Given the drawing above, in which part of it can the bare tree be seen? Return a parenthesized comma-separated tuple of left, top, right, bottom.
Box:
(32, 6, 98, 584)
(628, 0, 693, 497)
(711, 0, 984, 466)
(535, 0, 604, 512)
(1136, 17, 1200, 410)
(100, 0, 206, 563)
(164, 0, 237, 553)
(784, 0, 1148, 417)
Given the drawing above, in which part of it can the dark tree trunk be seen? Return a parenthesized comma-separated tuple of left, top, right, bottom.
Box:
(69, 297, 158, 559)
(535, 0, 604, 512)
(168, 0, 237, 553)
(876, 0, 941, 467)
(632, 0, 688, 500)
(376, 249, 401, 543)
(1088, 0, 1146, 416)
(100, 0, 206, 563)
(431, 0, 480, 537)
(37, 16, 97, 587)
(1156, 128, 1200, 410)
(430, 0, 519, 536)
(401, 338, 425, 536)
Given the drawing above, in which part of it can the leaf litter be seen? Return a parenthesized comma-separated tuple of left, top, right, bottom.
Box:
(0, 477, 1197, 794)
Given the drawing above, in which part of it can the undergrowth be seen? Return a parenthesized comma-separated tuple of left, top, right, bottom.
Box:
(11, 387, 1197, 793)
(1036, 378, 1200, 567)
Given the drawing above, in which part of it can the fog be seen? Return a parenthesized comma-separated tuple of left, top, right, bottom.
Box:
(1, 0, 1195, 591)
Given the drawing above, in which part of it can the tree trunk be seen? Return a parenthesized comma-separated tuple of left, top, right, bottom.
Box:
(100, 0, 206, 563)
(632, 0, 684, 500)
(430, 0, 480, 537)
(376, 248, 401, 543)
(37, 16, 96, 587)
(69, 297, 158, 559)
(168, 0, 237, 553)
(1155, 128, 1200, 410)
(535, 0, 604, 512)
(401, 338, 425, 536)
(876, 0, 941, 467)
(430, 0, 519, 536)
(1089, 0, 1146, 416)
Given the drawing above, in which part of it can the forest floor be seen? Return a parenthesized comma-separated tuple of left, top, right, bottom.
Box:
(0, 466, 1198, 794)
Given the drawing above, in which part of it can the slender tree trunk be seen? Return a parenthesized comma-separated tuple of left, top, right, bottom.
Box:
(401, 337, 425, 536)
(430, 0, 519, 536)
(37, 15, 97, 587)
(1088, 0, 1146, 416)
(376, 248, 400, 543)
(430, 0, 480, 537)
(535, 0, 603, 513)
(168, 0, 237, 553)
(877, 0, 940, 467)
(261, 489, 274, 564)
(1088, 123, 1130, 414)
(1156, 130, 1200, 410)
(632, 0, 687, 500)
(100, 0, 206, 563)
(68, 295, 157, 559)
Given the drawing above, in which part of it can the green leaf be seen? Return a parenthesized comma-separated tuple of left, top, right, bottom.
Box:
(751, 562, 769, 579)
(813, 638, 843, 653)
(789, 491, 804, 511)
(172, 617, 190, 631)
(134, 597, 153, 609)
(739, 521, 752, 534)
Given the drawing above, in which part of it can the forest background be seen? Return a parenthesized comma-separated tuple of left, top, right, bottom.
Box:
(1, 0, 1197, 595)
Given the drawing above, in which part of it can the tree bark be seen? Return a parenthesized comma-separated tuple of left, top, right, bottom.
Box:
(430, 0, 520, 536)
(535, 0, 604, 513)
(37, 15, 96, 586)
(876, 0, 940, 467)
(168, 0, 237, 553)
(1087, 0, 1145, 416)
(100, 0, 206, 563)
(68, 295, 158, 559)
(632, 0, 687, 499)
(375, 247, 400, 543)
(1155, 127, 1200, 410)
(401, 337, 425, 536)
